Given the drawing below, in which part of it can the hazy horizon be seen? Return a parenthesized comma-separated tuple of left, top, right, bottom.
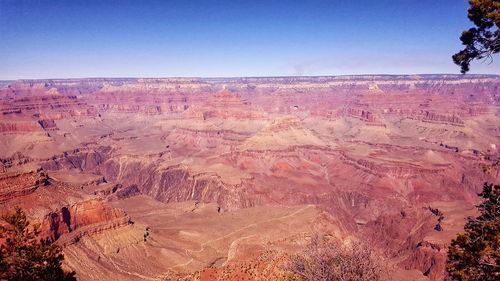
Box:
(2, 73, 500, 82)
(1, 0, 499, 79)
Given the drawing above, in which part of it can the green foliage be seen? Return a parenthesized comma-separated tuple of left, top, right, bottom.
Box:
(446, 182, 500, 280)
(0, 207, 77, 281)
(452, 0, 499, 73)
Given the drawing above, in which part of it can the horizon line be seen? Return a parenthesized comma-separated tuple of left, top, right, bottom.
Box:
(2, 73, 500, 82)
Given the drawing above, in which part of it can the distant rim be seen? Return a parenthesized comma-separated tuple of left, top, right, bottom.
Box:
(1, 73, 499, 83)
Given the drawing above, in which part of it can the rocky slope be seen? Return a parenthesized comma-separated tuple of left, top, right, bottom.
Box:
(0, 75, 498, 280)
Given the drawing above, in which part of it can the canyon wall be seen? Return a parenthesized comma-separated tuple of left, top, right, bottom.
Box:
(0, 75, 498, 280)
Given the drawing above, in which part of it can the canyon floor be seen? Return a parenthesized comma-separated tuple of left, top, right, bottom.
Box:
(0, 75, 499, 280)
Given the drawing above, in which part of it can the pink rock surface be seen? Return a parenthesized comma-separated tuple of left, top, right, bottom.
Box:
(0, 75, 498, 280)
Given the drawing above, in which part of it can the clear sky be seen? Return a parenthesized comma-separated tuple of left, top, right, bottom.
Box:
(0, 0, 498, 79)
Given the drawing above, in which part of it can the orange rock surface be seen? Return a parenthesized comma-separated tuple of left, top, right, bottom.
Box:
(0, 75, 498, 280)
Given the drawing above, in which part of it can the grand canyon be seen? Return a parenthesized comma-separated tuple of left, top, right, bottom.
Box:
(0, 75, 498, 280)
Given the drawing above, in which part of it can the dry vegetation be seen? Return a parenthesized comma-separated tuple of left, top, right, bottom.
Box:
(287, 234, 383, 281)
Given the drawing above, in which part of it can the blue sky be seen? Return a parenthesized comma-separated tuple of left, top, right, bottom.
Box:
(0, 0, 498, 79)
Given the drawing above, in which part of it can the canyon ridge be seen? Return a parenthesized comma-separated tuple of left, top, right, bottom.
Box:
(0, 75, 499, 280)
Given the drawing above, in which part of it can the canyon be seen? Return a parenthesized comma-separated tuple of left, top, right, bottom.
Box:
(0, 75, 499, 280)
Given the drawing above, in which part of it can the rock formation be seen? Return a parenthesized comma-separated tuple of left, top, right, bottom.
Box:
(0, 75, 498, 280)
